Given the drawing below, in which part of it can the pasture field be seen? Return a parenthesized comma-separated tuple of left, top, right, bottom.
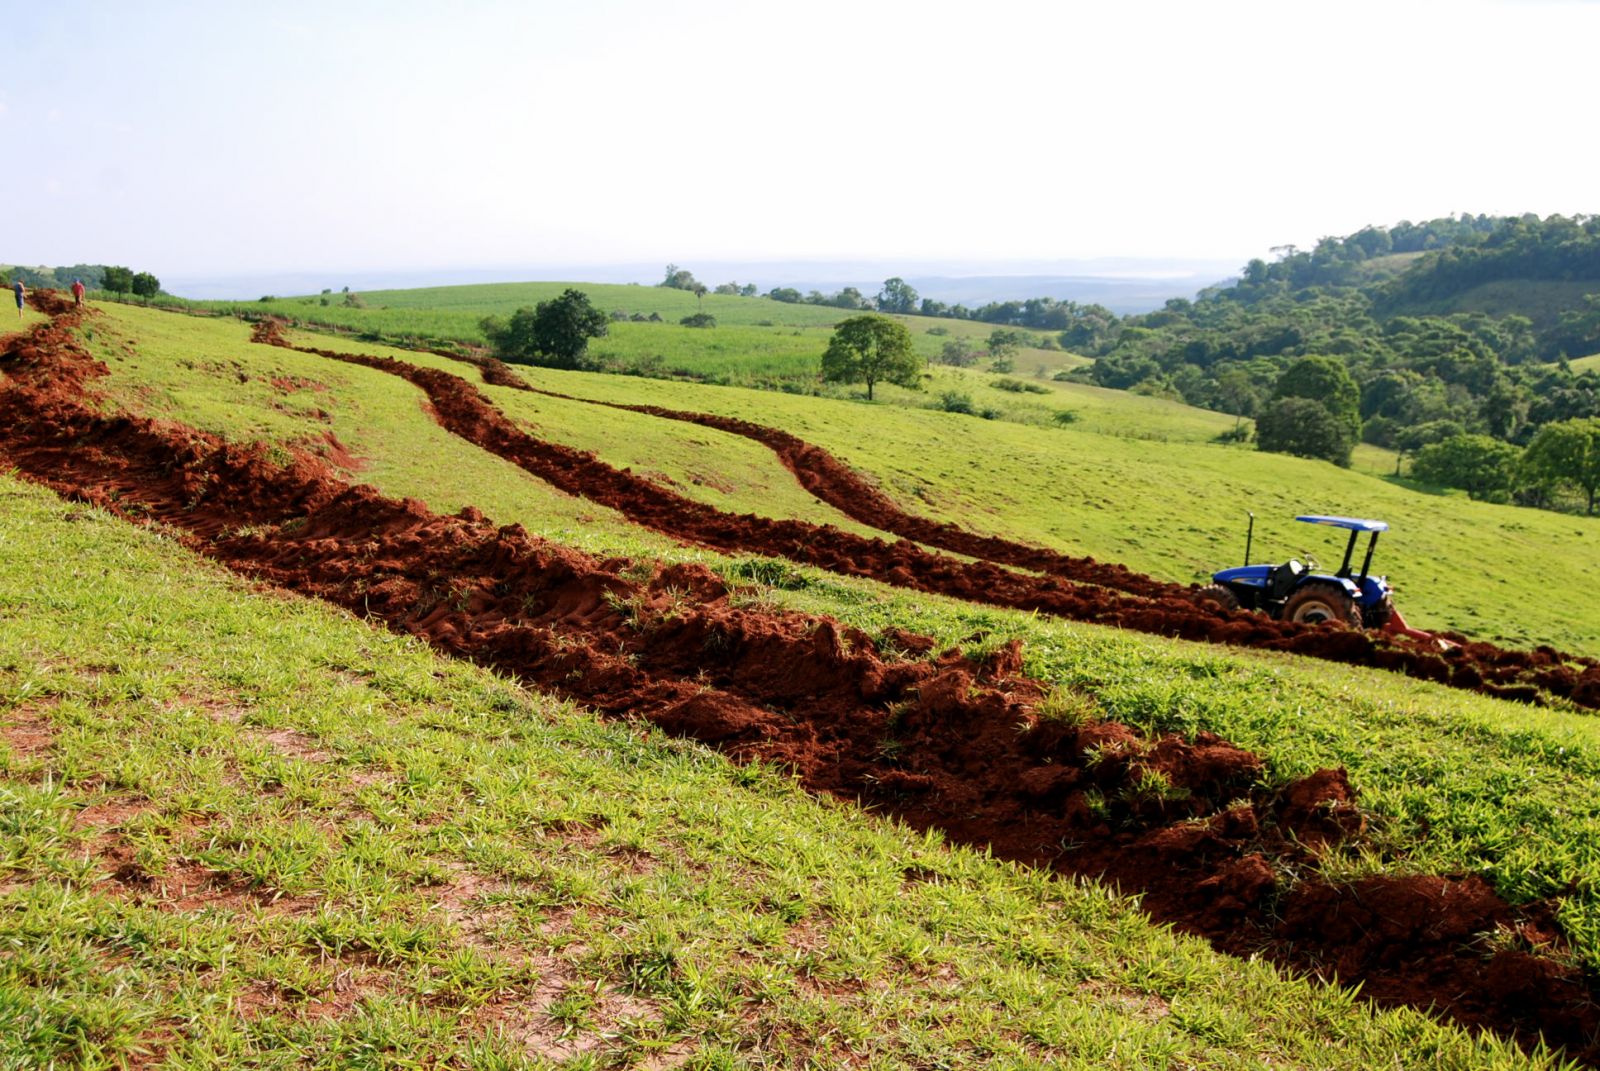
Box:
(1, 303, 48, 340)
(1387, 278, 1600, 332)
(88, 303, 1600, 654)
(1569, 351, 1600, 373)
(66, 301, 1600, 977)
(1, 476, 1554, 1070)
(145, 282, 1084, 405)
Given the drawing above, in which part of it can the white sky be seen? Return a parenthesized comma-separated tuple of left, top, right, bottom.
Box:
(3, 0, 1597, 278)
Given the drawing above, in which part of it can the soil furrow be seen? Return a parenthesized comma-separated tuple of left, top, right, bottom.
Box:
(3, 294, 1598, 1061)
(259, 320, 1600, 712)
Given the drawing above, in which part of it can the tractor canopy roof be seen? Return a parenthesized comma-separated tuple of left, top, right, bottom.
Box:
(1295, 515, 1389, 532)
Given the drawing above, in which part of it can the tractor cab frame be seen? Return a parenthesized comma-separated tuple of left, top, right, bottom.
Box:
(1203, 515, 1395, 628)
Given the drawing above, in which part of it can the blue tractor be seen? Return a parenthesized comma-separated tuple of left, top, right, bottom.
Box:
(1198, 514, 1395, 629)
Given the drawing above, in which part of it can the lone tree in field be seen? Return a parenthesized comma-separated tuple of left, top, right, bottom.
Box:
(480, 288, 609, 370)
(821, 314, 922, 400)
(130, 271, 161, 301)
(1523, 417, 1600, 514)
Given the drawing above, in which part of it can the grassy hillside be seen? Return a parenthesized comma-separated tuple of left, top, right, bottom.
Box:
(14, 296, 1600, 1062)
(3, 475, 1556, 1069)
(163, 283, 1087, 395)
(70, 303, 1600, 951)
(87, 304, 1599, 654)
(1, 304, 48, 340)
(1389, 278, 1600, 331)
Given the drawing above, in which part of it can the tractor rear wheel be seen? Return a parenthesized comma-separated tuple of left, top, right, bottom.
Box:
(1196, 584, 1240, 612)
(1283, 582, 1362, 627)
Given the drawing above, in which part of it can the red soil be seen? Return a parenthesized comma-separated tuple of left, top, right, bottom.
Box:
(4, 299, 1599, 1061)
(252, 318, 1600, 713)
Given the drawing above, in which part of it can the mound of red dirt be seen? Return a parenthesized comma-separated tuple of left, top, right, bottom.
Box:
(5, 313, 1600, 1062)
(251, 321, 1600, 713)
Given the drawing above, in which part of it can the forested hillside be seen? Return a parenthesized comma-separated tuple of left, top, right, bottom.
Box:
(1073, 214, 1600, 512)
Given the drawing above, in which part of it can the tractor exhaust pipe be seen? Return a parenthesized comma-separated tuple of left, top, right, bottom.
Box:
(1244, 511, 1255, 566)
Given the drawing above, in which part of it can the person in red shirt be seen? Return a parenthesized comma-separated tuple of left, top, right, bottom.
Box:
(71, 278, 85, 306)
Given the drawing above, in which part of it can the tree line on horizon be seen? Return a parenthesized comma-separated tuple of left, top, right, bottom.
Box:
(2, 262, 162, 300)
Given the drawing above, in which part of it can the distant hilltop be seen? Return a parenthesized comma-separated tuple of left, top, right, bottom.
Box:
(158, 256, 1242, 313)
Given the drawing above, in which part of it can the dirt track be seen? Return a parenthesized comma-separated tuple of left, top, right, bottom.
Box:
(2, 294, 1598, 1061)
(263, 321, 1600, 713)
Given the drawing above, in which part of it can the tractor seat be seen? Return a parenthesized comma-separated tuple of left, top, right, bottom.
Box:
(1268, 559, 1304, 600)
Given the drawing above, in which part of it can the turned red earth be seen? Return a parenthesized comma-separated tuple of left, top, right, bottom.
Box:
(264, 320, 1600, 713)
(3, 294, 1597, 1062)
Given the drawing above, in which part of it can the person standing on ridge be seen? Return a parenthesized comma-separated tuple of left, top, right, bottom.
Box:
(71, 278, 85, 307)
(11, 280, 23, 319)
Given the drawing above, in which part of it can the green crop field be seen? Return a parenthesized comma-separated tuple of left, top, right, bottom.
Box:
(14, 294, 1600, 1067)
(148, 282, 1092, 410)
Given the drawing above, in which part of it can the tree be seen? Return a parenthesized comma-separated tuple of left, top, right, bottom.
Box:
(659, 264, 699, 290)
(130, 272, 161, 300)
(986, 328, 1033, 358)
(480, 288, 609, 370)
(101, 265, 134, 297)
(1411, 434, 1521, 501)
(1523, 417, 1600, 514)
(1215, 366, 1259, 430)
(821, 315, 922, 400)
(1272, 355, 1360, 438)
(1255, 397, 1355, 466)
(767, 287, 801, 304)
(937, 338, 979, 367)
(877, 277, 919, 315)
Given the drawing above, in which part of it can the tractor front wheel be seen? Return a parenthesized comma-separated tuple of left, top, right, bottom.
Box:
(1196, 584, 1240, 612)
(1283, 582, 1362, 628)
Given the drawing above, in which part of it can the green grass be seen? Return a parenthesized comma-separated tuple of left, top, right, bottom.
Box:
(502, 356, 1597, 654)
(65, 302, 1600, 969)
(86, 303, 1600, 654)
(1568, 351, 1600, 373)
(2, 304, 48, 339)
(0, 475, 1565, 1070)
(1390, 278, 1600, 332)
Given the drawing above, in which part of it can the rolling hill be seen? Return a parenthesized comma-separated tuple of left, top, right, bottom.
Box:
(6, 290, 1600, 1067)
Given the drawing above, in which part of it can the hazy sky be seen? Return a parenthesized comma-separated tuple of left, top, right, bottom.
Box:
(4, 0, 1597, 279)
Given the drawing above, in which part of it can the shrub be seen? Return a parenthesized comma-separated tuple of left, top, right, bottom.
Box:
(993, 377, 1049, 394)
(679, 313, 717, 328)
(926, 326, 950, 336)
(937, 390, 975, 414)
(989, 356, 1015, 373)
(1052, 410, 1079, 426)
(938, 339, 979, 367)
